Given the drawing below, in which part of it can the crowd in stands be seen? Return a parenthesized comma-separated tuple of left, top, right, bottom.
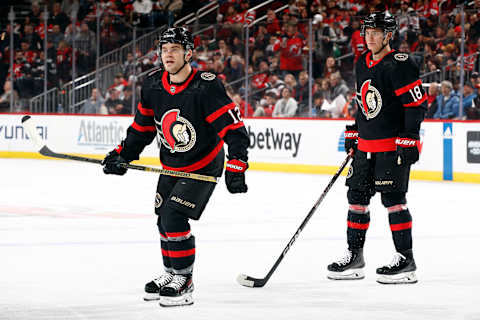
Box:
(1, 0, 480, 120)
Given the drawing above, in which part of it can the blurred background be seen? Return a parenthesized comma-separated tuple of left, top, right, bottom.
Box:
(0, 0, 479, 120)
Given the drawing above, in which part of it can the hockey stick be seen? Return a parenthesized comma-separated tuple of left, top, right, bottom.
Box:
(237, 153, 352, 288)
(21, 115, 218, 183)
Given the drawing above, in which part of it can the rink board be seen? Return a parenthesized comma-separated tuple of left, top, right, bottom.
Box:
(0, 114, 479, 183)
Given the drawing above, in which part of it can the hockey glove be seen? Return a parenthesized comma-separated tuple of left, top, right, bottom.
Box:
(395, 133, 420, 166)
(344, 124, 358, 155)
(225, 158, 248, 193)
(102, 148, 129, 175)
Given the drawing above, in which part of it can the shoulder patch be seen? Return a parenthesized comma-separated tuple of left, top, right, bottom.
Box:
(200, 72, 216, 81)
(394, 53, 409, 62)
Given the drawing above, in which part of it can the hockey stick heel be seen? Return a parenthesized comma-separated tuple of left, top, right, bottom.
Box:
(236, 274, 266, 288)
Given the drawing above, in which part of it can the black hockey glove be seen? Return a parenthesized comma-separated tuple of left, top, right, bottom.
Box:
(225, 158, 248, 193)
(395, 133, 420, 166)
(344, 124, 358, 155)
(102, 149, 129, 175)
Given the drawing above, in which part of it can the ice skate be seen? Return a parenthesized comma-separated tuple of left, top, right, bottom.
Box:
(327, 248, 365, 280)
(143, 272, 174, 301)
(376, 251, 417, 284)
(159, 274, 194, 307)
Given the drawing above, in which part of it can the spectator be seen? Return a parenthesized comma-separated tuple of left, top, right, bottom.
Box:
(295, 70, 310, 115)
(49, 2, 71, 33)
(123, 52, 140, 80)
(273, 87, 298, 117)
(314, 13, 338, 62)
(466, 85, 480, 119)
(50, 25, 65, 50)
(79, 88, 106, 114)
(320, 71, 349, 118)
(426, 82, 439, 119)
(265, 9, 281, 35)
(104, 89, 123, 114)
(462, 81, 478, 116)
(433, 80, 460, 119)
(107, 73, 128, 99)
(273, 22, 305, 78)
(254, 91, 276, 117)
(265, 73, 285, 98)
(23, 24, 42, 51)
(75, 23, 96, 75)
(0, 80, 18, 112)
(232, 93, 254, 118)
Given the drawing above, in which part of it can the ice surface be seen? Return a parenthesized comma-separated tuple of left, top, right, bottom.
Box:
(0, 159, 479, 320)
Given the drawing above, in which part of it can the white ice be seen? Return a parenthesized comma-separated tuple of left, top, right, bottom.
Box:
(0, 158, 479, 320)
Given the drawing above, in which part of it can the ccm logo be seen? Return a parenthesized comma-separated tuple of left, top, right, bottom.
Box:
(395, 138, 416, 146)
(345, 131, 359, 139)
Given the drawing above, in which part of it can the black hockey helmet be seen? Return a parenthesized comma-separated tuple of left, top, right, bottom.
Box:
(158, 27, 194, 58)
(360, 11, 397, 37)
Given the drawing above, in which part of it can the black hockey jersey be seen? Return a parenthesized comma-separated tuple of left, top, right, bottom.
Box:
(118, 68, 249, 176)
(354, 50, 426, 152)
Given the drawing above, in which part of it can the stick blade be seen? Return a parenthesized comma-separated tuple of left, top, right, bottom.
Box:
(236, 274, 266, 288)
(21, 115, 45, 151)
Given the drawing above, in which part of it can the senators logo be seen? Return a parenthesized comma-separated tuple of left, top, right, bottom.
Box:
(155, 109, 196, 153)
(356, 79, 382, 120)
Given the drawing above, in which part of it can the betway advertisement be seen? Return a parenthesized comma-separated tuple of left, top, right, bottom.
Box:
(0, 114, 478, 181)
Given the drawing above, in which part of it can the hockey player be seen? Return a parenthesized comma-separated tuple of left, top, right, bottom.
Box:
(102, 27, 249, 306)
(327, 12, 426, 284)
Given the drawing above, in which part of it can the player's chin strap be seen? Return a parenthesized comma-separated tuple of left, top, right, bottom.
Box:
(168, 59, 188, 75)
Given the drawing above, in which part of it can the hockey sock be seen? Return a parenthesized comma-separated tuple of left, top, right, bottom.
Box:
(160, 232, 172, 270)
(163, 235, 195, 275)
(347, 205, 370, 249)
(387, 204, 412, 252)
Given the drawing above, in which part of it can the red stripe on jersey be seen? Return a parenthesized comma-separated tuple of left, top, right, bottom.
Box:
(218, 122, 245, 138)
(137, 102, 154, 116)
(160, 232, 167, 239)
(162, 141, 224, 172)
(165, 231, 191, 238)
(162, 69, 198, 96)
(205, 102, 236, 123)
(131, 121, 156, 132)
(387, 204, 408, 213)
(114, 144, 123, 153)
(394, 79, 422, 96)
(404, 94, 427, 107)
(390, 221, 412, 231)
(358, 137, 396, 152)
(162, 248, 195, 258)
(347, 221, 370, 230)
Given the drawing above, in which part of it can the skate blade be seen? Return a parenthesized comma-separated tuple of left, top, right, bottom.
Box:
(377, 271, 418, 284)
(159, 293, 194, 307)
(143, 292, 160, 301)
(327, 268, 365, 280)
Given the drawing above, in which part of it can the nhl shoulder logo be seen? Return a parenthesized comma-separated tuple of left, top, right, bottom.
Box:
(200, 72, 216, 81)
(155, 109, 197, 153)
(394, 53, 408, 62)
(357, 79, 382, 120)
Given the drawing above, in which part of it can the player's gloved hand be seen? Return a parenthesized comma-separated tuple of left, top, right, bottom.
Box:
(344, 124, 358, 155)
(102, 148, 129, 175)
(395, 133, 420, 165)
(225, 158, 248, 193)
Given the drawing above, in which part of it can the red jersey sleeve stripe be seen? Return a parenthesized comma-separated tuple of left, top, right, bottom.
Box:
(165, 231, 191, 238)
(205, 102, 236, 123)
(218, 122, 245, 138)
(403, 94, 427, 107)
(131, 121, 156, 132)
(137, 102, 154, 116)
(395, 79, 422, 96)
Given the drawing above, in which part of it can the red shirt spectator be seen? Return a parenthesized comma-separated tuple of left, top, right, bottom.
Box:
(273, 24, 305, 72)
(351, 29, 366, 63)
